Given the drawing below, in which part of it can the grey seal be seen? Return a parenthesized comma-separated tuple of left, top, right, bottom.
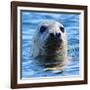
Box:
(32, 20, 68, 71)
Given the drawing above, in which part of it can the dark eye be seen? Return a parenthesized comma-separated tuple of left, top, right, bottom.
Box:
(40, 26, 47, 33)
(60, 27, 64, 33)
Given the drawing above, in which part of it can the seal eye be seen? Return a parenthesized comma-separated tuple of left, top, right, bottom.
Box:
(40, 26, 47, 33)
(60, 27, 64, 33)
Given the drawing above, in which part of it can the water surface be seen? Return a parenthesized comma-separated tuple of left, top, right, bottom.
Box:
(21, 11, 80, 78)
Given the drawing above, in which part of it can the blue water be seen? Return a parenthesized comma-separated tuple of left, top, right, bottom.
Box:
(21, 11, 80, 78)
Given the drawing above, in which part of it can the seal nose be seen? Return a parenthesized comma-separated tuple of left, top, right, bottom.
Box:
(50, 33, 61, 38)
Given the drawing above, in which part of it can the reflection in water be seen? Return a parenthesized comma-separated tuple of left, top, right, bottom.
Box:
(21, 11, 80, 78)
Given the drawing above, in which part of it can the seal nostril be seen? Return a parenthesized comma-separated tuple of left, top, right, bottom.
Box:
(50, 33, 54, 37)
(56, 33, 61, 37)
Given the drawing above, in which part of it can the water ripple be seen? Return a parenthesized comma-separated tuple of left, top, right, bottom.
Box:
(21, 11, 80, 78)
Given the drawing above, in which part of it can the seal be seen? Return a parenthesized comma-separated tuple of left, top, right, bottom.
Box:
(32, 20, 68, 71)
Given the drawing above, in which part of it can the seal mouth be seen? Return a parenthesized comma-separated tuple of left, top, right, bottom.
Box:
(45, 38, 62, 48)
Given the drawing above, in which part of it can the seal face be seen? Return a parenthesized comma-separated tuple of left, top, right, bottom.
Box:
(32, 20, 68, 70)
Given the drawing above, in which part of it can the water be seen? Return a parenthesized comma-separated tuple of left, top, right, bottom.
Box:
(21, 11, 80, 78)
